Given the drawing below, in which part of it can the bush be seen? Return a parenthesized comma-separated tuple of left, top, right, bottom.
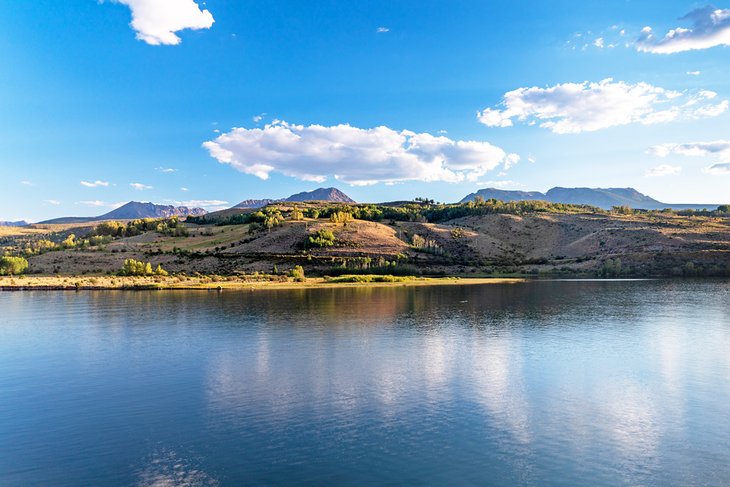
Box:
(288, 265, 305, 282)
(307, 229, 336, 248)
(120, 259, 159, 276)
(0, 256, 29, 275)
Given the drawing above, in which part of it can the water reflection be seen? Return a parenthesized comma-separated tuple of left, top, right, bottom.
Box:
(1, 280, 730, 485)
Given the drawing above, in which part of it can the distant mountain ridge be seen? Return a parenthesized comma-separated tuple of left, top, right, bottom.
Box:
(460, 187, 719, 210)
(39, 202, 207, 224)
(0, 220, 29, 227)
(234, 187, 355, 209)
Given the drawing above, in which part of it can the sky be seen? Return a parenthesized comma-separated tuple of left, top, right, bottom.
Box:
(1, 0, 730, 222)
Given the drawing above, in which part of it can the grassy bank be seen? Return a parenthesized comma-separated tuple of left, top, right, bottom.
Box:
(0, 274, 527, 291)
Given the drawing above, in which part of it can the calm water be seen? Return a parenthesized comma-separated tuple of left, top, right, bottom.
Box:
(1, 280, 729, 486)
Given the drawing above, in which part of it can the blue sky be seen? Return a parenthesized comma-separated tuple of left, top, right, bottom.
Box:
(1, 0, 729, 221)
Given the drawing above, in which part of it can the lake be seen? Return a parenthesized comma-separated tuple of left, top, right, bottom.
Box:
(1, 280, 729, 486)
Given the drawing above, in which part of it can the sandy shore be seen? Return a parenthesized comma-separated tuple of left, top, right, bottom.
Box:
(0, 275, 527, 291)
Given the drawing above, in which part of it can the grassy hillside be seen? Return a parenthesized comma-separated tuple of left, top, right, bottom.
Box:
(3, 201, 730, 278)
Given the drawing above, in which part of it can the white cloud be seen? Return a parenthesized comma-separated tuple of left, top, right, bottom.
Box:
(203, 121, 518, 185)
(156, 167, 177, 173)
(704, 163, 730, 175)
(637, 6, 730, 54)
(594, 37, 605, 48)
(180, 187, 190, 192)
(43, 199, 61, 206)
(645, 164, 682, 177)
(252, 113, 266, 123)
(649, 140, 730, 176)
(167, 199, 229, 211)
(478, 78, 728, 134)
(687, 70, 702, 76)
(20, 180, 33, 186)
(475, 180, 524, 189)
(130, 182, 153, 190)
(111, 0, 214, 46)
(649, 140, 730, 159)
(77, 200, 125, 208)
(80, 180, 110, 188)
(376, 27, 390, 33)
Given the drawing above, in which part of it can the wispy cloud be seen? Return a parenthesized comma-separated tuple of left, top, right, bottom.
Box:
(168, 199, 229, 211)
(478, 79, 727, 134)
(376, 27, 390, 33)
(687, 71, 702, 76)
(156, 167, 177, 173)
(20, 180, 33, 186)
(649, 140, 730, 176)
(252, 113, 267, 123)
(80, 180, 110, 188)
(637, 6, 730, 54)
(43, 199, 62, 206)
(645, 164, 681, 177)
(703, 163, 730, 175)
(109, 0, 215, 46)
(475, 180, 524, 189)
(203, 120, 518, 186)
(76, 200, 125, 208)
(130, 182, 153, 190)
(180, 187, 190, 192)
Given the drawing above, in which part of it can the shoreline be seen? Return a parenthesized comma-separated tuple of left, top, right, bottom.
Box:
(0, 275, 528, 291)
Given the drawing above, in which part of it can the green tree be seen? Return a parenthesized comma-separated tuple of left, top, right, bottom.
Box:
(288, 265, 305, 282)
(307, 229, 336, 248)
(154, 264, 168, 276)
(0, 256, 29, 275)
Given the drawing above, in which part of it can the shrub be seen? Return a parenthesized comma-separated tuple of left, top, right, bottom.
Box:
(307, 229, 336, 248)
(288, 265, 305, 282)
(0, 256, 29, 275)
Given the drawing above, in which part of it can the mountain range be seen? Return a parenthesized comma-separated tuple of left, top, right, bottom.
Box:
(460, 187, 720, 210)
(13, 185, 725, 226)
(234, 187, 356, 209)
(39, 202, 207, 225)
(0, 220, 29, 227)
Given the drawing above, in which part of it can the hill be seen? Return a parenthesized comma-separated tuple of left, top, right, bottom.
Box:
(13, 200, 730, 279)
(39, 201, 207, 224)
(461, 187, 720, 210)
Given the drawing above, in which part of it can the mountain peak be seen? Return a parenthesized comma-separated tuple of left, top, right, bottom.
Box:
(285, 187, 355, 203)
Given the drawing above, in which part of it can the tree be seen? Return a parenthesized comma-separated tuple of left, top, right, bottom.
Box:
(290, 207, 304, 221)
(0, 256, 29, 275)
(307, 229, 336, 248)
(154, 264, 168, 276)
(288, 265, 305, 282)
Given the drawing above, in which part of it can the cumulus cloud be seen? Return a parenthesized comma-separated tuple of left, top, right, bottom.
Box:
(478, 78, 727, 134)
(80, 180, 110, 188)
(636, 6, 730, 54)
(130, 182, 153, 190)
(111, 0, 214, 45)
(203, 121, 518, 185)
(645, 164, 682, 177)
